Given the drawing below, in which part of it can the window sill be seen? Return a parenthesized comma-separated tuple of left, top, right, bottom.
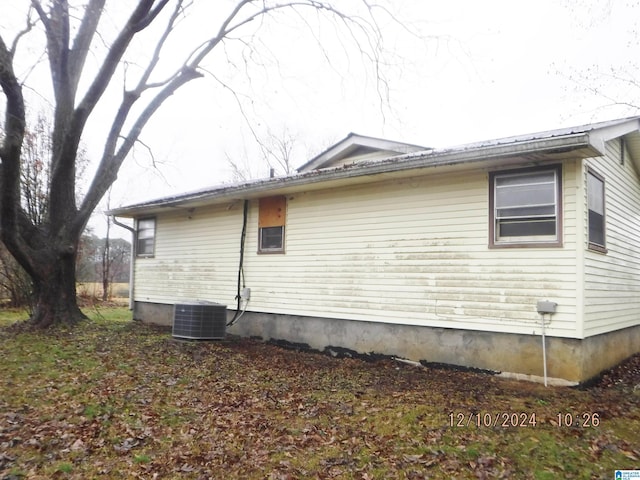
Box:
(588, 243, 608, 254)
(489, 240, 563, 249)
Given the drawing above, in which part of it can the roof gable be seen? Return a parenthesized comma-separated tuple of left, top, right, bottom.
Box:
(297, 132, 429, 172)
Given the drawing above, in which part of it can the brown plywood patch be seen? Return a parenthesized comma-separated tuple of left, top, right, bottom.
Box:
(259, 196, 286, 227)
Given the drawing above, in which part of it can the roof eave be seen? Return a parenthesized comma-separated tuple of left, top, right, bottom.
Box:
(108, 132, 597, 218)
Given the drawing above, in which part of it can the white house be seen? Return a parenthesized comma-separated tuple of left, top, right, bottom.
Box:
(109, 118, 640, 384)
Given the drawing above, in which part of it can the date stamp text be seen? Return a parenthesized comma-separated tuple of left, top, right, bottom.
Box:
(448, 411, 601, 428)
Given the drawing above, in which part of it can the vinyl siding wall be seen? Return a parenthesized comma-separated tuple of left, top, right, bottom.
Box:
(134, 161, 582, 338)
(583, 139, 640, 337)
(134, 203, 241, 304)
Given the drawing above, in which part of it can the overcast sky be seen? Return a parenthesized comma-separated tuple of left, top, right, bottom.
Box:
(2, 1, 640, 237)
(111, 0, 640, 205)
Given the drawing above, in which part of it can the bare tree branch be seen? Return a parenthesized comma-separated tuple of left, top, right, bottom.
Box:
(68, 0, 107, 94)
(76, 65, 202, 231)
(75, 1, 168, 126)
(558, 64, 640, 117)
(0, 37, 27, 228)
(204, 67, 266, 152)
(9, 7, 37, 58)
(29, 1, 50, 31)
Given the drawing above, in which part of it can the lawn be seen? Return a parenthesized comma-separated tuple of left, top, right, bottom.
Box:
(0, 307, 638, 479)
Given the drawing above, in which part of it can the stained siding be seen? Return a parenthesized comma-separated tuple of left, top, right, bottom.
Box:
(134, 203, 242, 305)
(242, 164, 580, 337)
(583, 139, 640, 337)
(134, 163, 582, 337)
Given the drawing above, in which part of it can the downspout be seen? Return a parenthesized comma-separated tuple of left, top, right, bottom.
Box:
(227, 199, 249, 327)
(111, 216, 136, 311)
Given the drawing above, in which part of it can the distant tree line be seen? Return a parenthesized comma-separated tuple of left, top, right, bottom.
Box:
(1, 233, 130, 308)
(77, 234, 131, 284)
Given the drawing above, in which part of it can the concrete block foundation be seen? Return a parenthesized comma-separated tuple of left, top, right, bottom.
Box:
(133, 301, 640, 384)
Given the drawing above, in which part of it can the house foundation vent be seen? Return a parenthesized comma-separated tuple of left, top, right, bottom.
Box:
(172, 301, 227, 340)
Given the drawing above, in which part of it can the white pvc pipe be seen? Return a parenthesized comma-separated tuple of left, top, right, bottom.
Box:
(541, 313, 548, 387)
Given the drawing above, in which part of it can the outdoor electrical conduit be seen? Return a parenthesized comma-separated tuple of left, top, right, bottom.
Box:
(227, 199, 249, 327)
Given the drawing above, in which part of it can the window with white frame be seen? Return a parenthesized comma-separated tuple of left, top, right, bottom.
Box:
(587, 169, 606, 251)
(489, 165, 562, 247)
(136, 217, 156, 256)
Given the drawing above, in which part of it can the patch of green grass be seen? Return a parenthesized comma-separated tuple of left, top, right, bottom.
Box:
(605, 417, 640, 443)
(0, 304, 131, 327)
(0, 307, 29, 326)
(87, 305, 131, 323)
(133, 453, 151, 464)
(82, 402, 116, 421)
(5, 468, 27, 478)
(55, 462, 73, 473)
(534, 471, 555, 480)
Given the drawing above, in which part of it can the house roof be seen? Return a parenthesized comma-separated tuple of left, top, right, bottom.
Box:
(108, 116, 640, 217)
(296, 132, 429, 172)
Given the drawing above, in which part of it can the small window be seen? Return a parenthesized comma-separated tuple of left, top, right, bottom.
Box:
(587, 169, 606, 252)
(136, 217, 156, 256)
(489, 165, 562, 247)
(260, 226, 284, 251)
(258, 196, 286, 253)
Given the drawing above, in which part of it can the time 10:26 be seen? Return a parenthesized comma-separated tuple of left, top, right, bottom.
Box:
(556, 412, 600, 427)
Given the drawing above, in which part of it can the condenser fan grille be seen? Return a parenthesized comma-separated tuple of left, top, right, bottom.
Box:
(172, 302, 227, 340)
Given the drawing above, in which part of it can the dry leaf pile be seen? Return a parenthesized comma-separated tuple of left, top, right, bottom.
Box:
(0, 309, 639, 479)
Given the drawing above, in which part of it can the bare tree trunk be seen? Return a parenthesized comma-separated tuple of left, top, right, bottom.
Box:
(30, 249, 86, 328)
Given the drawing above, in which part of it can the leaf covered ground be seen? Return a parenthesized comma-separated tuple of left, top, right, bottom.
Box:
(0, 307, 639, 479)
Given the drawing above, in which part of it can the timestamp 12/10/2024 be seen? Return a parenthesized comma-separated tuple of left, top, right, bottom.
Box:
(448, 412, 600, 428)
